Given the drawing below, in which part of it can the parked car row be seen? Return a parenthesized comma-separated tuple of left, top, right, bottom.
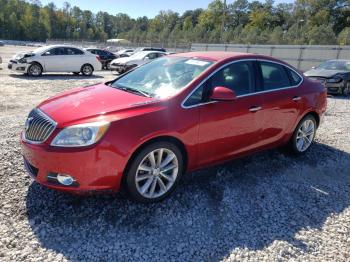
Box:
(4, 42, 350, 96)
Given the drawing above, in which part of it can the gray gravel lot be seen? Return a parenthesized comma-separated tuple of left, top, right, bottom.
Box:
(0, 45, 350, 261)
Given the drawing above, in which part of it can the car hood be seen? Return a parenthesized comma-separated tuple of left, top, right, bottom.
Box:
(304, 68, 348, 78)
(111, 57, 131, 64)
(38, 83, 154, 126)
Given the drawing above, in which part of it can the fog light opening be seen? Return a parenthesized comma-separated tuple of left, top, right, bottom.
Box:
(57, 174, 75, 186)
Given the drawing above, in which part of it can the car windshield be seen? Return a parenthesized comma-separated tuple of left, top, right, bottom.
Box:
(317, 60, 350, 71)
(111, 57, 214, 98)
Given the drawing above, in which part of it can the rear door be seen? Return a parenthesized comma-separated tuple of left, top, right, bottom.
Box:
(64, 47, 86, 72)
(195, 60, 264, 165)
(257, 60, 303, 146)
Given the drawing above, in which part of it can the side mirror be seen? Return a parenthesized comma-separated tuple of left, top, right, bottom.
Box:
(210, 86, 237, 101)
(311, 66, 316, 69)
(42, 51, 51, 56)
(144, 56, 150, 60)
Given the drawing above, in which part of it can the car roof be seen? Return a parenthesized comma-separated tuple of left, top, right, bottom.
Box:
(134, 50, 166, 55)
(323, 59, 350, 63)
(170, 51, 257, 62)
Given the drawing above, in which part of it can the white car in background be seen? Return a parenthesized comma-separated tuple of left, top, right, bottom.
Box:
(110, 51, 166, 73)
(8, 45, 102, 76)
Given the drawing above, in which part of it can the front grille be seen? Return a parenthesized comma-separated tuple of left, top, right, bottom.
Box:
(24, 109, 56, 143)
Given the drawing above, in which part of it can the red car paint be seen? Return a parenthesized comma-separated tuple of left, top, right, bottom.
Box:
(21, 52, 327, 193)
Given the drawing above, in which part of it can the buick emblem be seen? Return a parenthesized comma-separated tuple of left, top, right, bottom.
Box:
(25, 117, 33, 131)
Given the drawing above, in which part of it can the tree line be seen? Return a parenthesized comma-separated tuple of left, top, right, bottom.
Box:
(0, 0, 350, 45)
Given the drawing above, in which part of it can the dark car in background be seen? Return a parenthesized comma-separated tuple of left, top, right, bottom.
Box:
(304, 60, 350, 95)
(86, 48, 117, 70)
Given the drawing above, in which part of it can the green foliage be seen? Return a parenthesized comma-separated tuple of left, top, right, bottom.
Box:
(0, 0, 349, 45)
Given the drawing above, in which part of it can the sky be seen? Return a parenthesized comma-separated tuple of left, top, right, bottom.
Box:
(39, 0, 294, 18)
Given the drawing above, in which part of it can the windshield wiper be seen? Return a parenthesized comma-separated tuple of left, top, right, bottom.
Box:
(114, 85, 152, 98)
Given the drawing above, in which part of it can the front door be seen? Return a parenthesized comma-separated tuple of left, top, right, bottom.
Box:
(197, 60, 264, 166)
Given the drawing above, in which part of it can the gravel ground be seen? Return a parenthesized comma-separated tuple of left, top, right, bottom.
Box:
(0, 45, 350, 262)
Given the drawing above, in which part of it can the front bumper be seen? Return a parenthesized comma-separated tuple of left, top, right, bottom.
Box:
(109, 64, 125, 72)
(325, 82, 345, 95)
(21, 139, 123, 194)
(8, 61, 29, 72)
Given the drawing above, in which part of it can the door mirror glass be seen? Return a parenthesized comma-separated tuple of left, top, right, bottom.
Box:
(210, 86, 237, 101)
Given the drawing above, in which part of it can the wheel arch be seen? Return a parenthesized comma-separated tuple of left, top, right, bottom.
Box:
(303, 110, 320, 127)
(81, 63, 94, 71)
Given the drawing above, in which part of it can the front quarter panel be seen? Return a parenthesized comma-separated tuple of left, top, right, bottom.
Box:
(102, 100, 200, 179)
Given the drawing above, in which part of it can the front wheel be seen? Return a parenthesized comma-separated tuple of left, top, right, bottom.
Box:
(81, 64, 94, 76)
(125, 142, 184, 203)
(27, 63, 42, 77)
(289, 115, 317, 154)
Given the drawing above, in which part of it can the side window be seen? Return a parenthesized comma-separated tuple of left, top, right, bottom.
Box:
(89, 50, 96, 54)
(260, 61, 291, 90)
(183, 85, 204, 107)
(43, 47, 64, 56)
(66, 48, 84, 55)
(285, 67, 302, 86)
(209, 61, 255, 96)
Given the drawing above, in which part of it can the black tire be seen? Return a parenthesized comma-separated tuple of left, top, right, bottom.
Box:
(73, 72, 80, 76)
(125, 141, 184, 203)
(27, 63, 42, 77)
(342, 81, 350, 96)
(289, 114, 317, 154)
(81, 64, 94, 76)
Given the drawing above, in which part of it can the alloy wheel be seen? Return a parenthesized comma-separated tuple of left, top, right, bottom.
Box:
(135, 148, 179, 199)
(82, 65, 93, 76)
(296, 119, 315, 152)
(29, 64, 41, 76)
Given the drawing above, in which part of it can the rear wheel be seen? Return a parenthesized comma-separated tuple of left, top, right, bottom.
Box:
(81, 64, 94, 76)
(289, 115, 317, 154)
(27, 63, 42, 77)
(125, 142, 183, 203)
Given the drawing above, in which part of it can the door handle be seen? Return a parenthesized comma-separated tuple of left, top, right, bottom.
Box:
(292, 96, 301, 101)
(249, 106, 262, 112)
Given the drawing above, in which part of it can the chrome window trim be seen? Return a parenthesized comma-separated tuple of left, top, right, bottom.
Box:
(181, 58, 304, 109)
(22, 108, 57, 145)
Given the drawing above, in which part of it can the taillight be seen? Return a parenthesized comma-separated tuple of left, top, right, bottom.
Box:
(96, 55, 101, 61)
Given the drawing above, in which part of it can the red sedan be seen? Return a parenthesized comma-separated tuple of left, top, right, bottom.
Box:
(21, 52, 327, 202)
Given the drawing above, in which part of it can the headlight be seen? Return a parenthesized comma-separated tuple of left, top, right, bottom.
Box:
(51, 121, 110, 147)
(326, 77, 342, 83)
(18, 58, 27, 63)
